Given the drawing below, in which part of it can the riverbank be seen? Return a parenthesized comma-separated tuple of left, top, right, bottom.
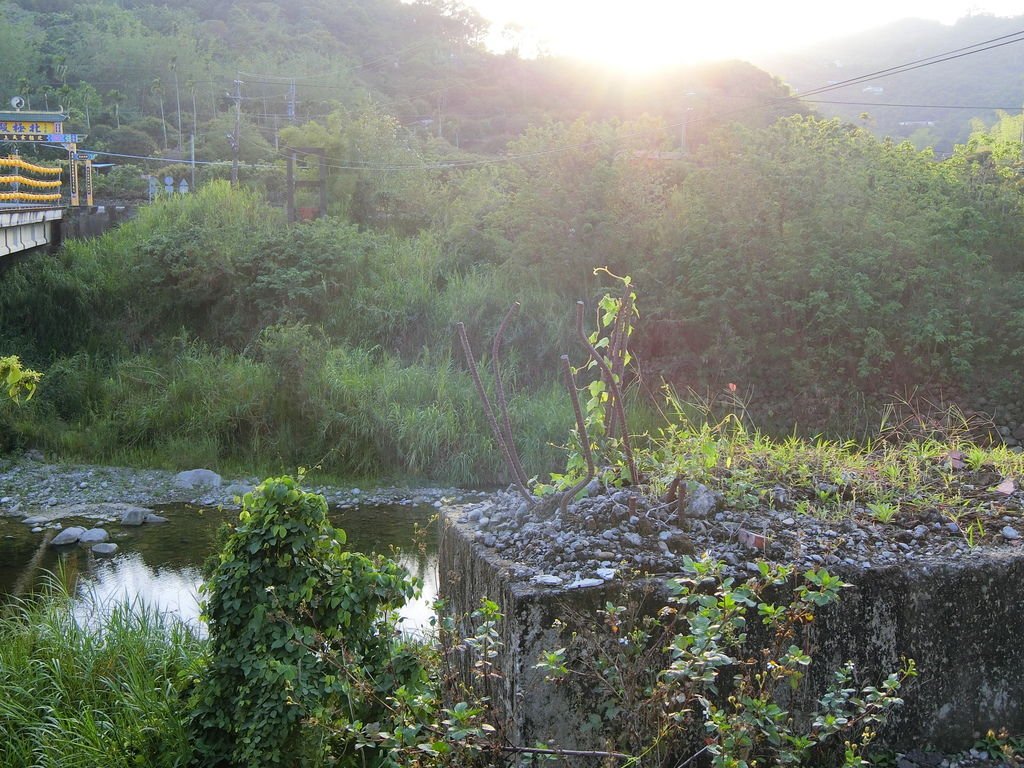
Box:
(0, 452, 480, 521)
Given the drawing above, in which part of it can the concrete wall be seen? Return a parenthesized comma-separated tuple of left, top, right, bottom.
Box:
(439, 506, 1024, 758)
(60, 205, 136, 242)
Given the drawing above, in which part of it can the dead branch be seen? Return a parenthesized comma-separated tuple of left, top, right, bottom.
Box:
(457, 322, 534, 505)
(491, 302, 531, 490)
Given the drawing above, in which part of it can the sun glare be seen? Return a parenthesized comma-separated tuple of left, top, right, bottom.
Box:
(474, 1, 1024, 74)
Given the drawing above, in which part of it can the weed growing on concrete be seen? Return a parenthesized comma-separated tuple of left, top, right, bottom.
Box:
(537, 557, 916, 767)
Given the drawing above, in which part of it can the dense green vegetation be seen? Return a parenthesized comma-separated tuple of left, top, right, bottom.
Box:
(4, 109, 1024, 482)
(0, 577, 202, 767)
(2, 0, 1024, 483)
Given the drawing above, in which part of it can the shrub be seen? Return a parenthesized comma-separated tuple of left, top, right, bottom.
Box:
(188, 475, 422, 767)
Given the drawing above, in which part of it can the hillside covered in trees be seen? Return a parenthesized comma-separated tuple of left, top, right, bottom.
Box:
(2, 0, 1024, 482)
(756, 12, 1024, 153)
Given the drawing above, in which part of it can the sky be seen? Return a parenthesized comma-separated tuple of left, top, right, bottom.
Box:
(465, 1, 1024, 73)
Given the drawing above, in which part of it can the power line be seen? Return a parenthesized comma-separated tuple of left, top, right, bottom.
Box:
(795, 29, 1024, 98)
(805, 99, 1024, 111)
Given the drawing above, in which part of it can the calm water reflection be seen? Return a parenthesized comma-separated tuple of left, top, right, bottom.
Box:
(1, 502, 442, 633)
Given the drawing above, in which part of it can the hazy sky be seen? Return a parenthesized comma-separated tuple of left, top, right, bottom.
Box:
(465, 1, 1024, 72)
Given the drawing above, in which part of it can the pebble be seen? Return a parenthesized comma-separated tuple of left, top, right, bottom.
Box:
(532, 575, 563, 586)
(1001, 526, 1020, 541)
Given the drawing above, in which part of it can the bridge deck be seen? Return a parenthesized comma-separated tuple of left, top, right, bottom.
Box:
(0, 205, 63, 257)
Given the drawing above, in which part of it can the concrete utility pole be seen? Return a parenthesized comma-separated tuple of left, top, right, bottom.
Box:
(231, 78, 242, 186)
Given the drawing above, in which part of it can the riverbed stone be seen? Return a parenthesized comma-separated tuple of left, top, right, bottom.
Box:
(91, 543, 118, 556)
(78, 527, 109, 544)
(120, 506, 150, 526)
(144, 514, 169, 524)
(50, 526, 86, 546)
(172, 468, 222, 490)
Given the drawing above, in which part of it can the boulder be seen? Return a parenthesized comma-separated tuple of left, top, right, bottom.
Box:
(173, 468, 222, 490)
(50, 526, 86, 546)
(144, 513, 169, 524)
(120, 507, 148, 526)
(78, 528, 109, 544)
(91, 543, 118, 556)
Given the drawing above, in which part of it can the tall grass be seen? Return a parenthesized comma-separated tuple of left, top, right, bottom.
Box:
(0, 334, 589, 485)
(0, 577, 203, 768)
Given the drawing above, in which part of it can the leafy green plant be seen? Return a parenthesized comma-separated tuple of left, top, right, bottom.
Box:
(538, 557, 915, 767)
(1, 355, 40, 403)
(188, 474, 422, 767)
(866, 501, 899, 524)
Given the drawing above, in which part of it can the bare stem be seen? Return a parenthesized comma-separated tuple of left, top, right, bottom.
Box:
(491, 302, 530, 489)
(457, 322, 533, 505)
(559, 354, 595, 515)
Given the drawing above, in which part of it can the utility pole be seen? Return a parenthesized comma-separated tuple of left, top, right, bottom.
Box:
(190, 132, 196, 191)
(171, 56, 183, 150)
(231, 77, 242, 186)
(288, 79, 296, 123)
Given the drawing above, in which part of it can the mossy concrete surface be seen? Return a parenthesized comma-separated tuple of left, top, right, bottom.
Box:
(439, 505, 1024, 755)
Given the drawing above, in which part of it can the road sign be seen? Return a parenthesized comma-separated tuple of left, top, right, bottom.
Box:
(48, 134, 81, 143)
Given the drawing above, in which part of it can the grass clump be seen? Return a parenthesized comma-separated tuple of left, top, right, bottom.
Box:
(0, 577, 202, 768)
(642, 386, 1024, 542)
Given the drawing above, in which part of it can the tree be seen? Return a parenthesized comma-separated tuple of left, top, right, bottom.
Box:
(151, 77, 167, 150)
(107, 88, 124, 129)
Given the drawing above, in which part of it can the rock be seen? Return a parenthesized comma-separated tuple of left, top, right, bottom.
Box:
(532, 574, 563, 587)
(21, 516, 47, 526)
(1014, 424, 1024, 441)
(78, 528, 109, 544)
(1002, 526, 1021, 541)
(665, 532, 695, 555)
(911, 524, 929, 539)
(144, 514, 169, 524)
(568, 578, 604, 589)
(596, 567, 617, 580)
(685, 484, 720, 519)
(120, 507, 150, 526)
(24, 449, 44, 462)
(172, 468, 222, 490)
(91, 543, 118, 556)
(50, 526, 86, 546)
(222, 482, 251, 498)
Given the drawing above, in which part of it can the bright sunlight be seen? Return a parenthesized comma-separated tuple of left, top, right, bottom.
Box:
(470, 0, 1024, 73)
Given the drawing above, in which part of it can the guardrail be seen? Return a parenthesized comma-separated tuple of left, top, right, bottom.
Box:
(0, 155, 62, 204)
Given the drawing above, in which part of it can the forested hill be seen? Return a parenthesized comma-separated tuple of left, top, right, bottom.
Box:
(754, 13, 1024, 154)
(0, 0, 801, 160)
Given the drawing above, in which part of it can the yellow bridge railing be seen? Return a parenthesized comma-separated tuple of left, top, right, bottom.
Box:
(0, 155, 62, 204)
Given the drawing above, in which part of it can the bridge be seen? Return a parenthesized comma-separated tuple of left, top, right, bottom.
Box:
(0, 150, 65, 258)
(0, 204, 63, 258)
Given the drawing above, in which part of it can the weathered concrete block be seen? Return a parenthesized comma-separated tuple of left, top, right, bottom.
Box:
(440, 506, 1024, 756)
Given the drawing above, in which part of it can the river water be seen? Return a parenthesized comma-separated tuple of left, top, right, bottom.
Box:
(0, 501, 441, 634)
